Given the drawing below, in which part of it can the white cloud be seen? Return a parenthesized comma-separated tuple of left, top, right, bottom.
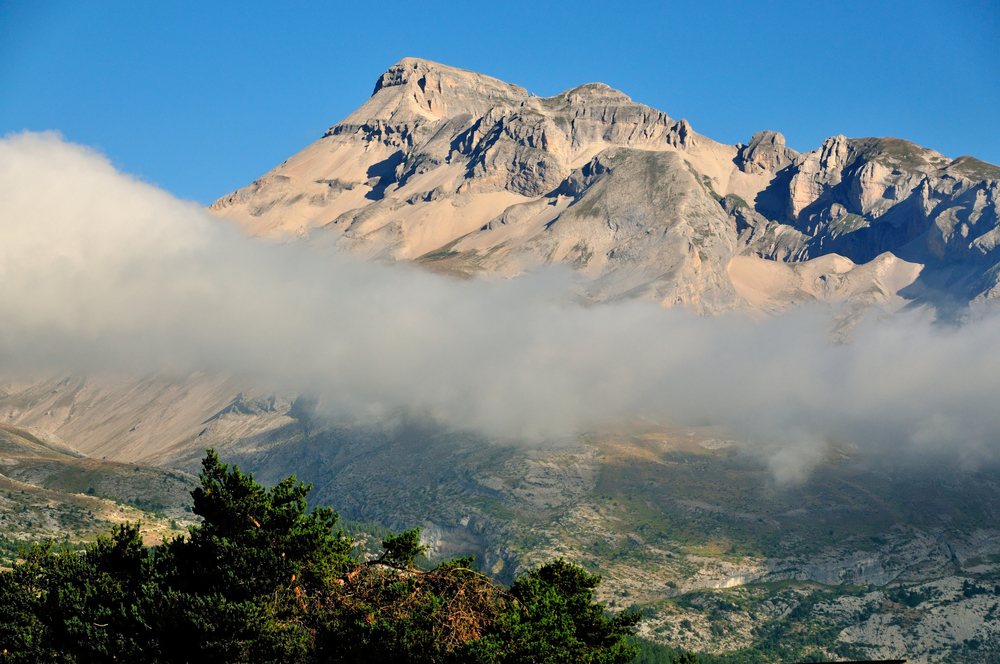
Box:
(2, 131, 999, 479)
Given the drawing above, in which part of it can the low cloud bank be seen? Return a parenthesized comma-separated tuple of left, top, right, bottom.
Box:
(2, 132, 998, 481)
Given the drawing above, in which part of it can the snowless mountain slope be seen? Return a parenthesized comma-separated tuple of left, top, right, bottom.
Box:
(211, 57, 999, 317)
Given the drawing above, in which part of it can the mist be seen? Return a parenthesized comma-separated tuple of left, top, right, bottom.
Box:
(2, 131, 999, 482)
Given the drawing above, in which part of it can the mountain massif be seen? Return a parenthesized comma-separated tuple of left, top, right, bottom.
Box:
(212, 58, 999, 318)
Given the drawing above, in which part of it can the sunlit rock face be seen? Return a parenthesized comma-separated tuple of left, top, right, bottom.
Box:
(211, 57, 1000, 318)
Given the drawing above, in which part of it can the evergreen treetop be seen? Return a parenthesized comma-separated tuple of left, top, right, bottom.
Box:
(0, 448, 643, 664)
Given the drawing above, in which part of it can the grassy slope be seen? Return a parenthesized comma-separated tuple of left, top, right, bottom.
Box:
(0, 425, 197, 564)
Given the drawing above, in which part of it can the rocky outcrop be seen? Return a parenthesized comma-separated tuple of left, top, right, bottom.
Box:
(732, 133, 1000, 312)
(455, 148, 742, 311)
(735, 131, 798, 175)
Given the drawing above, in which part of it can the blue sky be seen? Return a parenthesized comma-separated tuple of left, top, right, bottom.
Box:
(2, 0, 997, 205)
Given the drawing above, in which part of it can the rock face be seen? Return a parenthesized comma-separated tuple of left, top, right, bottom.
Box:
(735, 131, 798, 175)
(210, 58, 1000, 318)
(749, 137, 1000, 313)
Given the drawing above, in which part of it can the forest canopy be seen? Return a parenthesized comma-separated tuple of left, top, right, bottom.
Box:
(0, 449, 641, 663)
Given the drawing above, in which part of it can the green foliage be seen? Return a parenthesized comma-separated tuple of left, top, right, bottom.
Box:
(829, 212, 867, 236)
(0, 449, 640, 664)
(722, 193, 749, 209)
(626, 637, 748, 664)
(949, 156, 1000, 182)
(0, 523, 158, 662)
(886, 585, 936, 606)
(379, 528, 429, 568)
(466, 559, 640, 664)
(418, 248, 460, 262)
(166, 449, 354, 598)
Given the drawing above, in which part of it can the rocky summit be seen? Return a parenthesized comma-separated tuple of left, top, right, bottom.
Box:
(212, 57, 999, 319)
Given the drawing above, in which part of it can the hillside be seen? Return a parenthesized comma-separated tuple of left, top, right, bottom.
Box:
(0, 424, 195, 565)
(165, 408, 1000, 662)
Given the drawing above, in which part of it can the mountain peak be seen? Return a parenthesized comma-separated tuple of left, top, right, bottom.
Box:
(212, 58, 1000, 317)
(555, 82, 632, 104)
(371, 58, 525, 96)
(334, 58, 529, 131)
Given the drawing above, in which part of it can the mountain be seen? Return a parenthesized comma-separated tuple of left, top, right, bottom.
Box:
(210, 57, 1000, 318)
(5, 58, 1000, 661)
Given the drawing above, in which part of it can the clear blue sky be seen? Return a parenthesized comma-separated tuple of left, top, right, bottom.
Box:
(2, 0, 997, 205)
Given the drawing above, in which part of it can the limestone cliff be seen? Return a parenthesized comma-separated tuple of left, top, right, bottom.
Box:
(211, 58, 1000, 319)
(208, 59, 768, 314)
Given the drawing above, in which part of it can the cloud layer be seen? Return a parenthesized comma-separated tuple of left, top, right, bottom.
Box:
(2, 132, 999, 480)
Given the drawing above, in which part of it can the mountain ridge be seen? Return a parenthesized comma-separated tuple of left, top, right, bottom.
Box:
(210, 57, 999, 319)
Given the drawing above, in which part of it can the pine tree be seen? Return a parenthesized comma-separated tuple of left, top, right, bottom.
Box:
(0, 449, 642, 664)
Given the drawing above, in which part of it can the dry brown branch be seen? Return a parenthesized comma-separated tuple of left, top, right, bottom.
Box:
(311, 561, 521, 654)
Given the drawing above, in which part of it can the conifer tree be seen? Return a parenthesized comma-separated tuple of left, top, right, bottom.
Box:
(0, 449, 642, 664)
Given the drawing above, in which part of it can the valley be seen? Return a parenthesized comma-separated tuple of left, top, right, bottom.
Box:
(4, 381, 999, 661)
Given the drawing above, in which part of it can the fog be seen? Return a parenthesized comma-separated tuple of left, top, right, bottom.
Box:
(2, 132, 999, 482)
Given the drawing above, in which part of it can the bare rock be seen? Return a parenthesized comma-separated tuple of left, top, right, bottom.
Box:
(209, 58, 1000, 317)
(735, 131, 797, 175)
